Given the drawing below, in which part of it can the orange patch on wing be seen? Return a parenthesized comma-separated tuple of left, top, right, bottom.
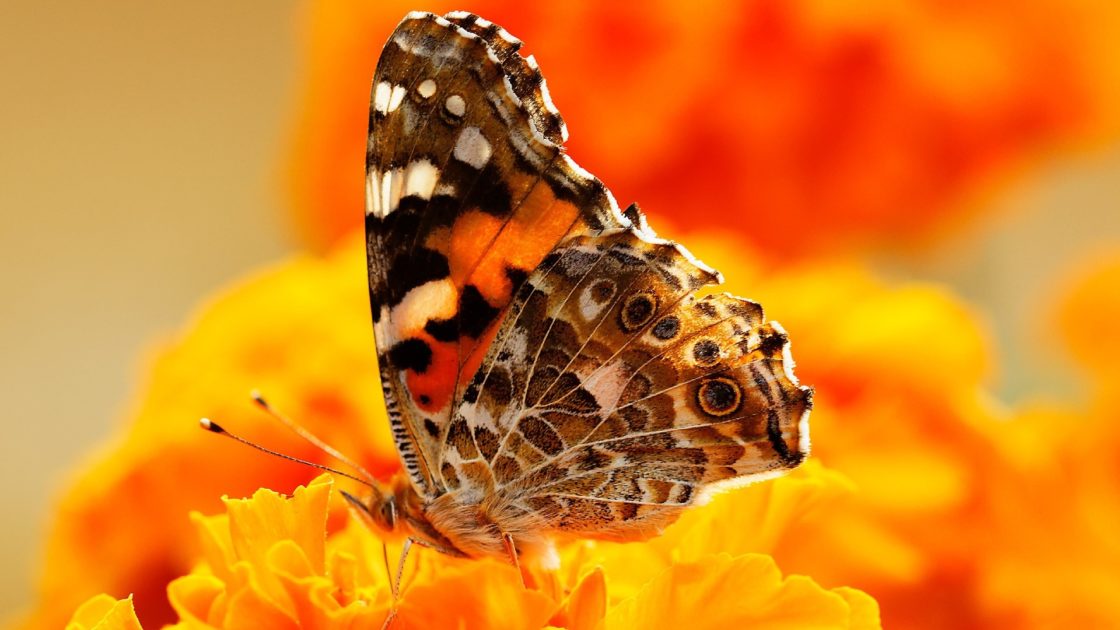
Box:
(448, 211, 505, 291)
(406, 336, 458, 413)
(449, 197, 584, 308)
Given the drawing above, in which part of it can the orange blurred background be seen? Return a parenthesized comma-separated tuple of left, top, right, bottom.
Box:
(2, 0, 1118, 626)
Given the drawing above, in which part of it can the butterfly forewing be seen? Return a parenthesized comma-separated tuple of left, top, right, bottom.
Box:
(366, 12, 632, 498)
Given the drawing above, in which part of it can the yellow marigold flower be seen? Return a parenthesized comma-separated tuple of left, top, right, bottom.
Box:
(162, 472, 878, 629)
(65, 594, 141, 630)
(20, 232, 879, 628)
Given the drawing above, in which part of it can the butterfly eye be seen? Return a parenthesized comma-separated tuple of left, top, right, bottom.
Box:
(697, 377, 742, 417)
(619, 291, 658, 332)
(380, 498, 398, 529)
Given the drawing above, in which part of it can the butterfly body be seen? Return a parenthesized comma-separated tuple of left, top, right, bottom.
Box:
(360, 11, 811, 562)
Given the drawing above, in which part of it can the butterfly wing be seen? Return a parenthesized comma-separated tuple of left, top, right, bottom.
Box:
(366, 12, 633, 498)
(446, 226, 812, 540)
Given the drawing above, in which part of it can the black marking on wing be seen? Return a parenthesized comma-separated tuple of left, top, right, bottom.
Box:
(388, 338, 434, 373)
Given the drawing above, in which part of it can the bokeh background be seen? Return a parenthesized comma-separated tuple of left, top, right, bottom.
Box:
(2, 0, 1118, 626)
(0, 1, 299, 614)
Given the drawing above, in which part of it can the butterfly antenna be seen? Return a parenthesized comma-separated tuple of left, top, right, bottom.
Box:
(249, 390, 378, 487)
(199, 418, 376, 490)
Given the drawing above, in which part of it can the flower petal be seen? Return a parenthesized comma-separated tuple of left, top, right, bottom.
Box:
(65, 594, 142, 630)
(394, 558, 557, 630)
(167, 574, 224, 628)
(603, 554, 878, 629)
(549, 567, 606, 630)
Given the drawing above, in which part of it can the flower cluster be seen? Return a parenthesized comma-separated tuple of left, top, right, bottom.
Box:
(32, 231, 1120, 629)
(66, 469, 878, 629)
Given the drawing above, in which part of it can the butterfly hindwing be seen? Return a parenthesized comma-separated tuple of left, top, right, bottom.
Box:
(445, 227, 812, 539)
(366, 12, 631, 498)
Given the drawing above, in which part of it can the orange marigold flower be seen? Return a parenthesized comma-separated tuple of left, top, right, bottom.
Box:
(22, 230, 1120, 628)
(19, 233, 879, 629)
(163, 472, 878, 629)
(287, 1, 1120, 258)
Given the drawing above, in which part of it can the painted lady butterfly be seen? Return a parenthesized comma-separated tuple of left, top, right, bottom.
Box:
(357, 11, 811, 564)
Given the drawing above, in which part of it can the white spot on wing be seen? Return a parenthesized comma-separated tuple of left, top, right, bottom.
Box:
(578, 281, 613, 321)
(380, 171, 393, 218)
(454, 126, 492, 168)
(445, 94, 466, 118)
(497, 28, 521, 46)
(403, 159, 439, 201)
(387, 84, 406, 112)
(369, 160, 443, 217)
(392, 278, 458, 339)
(373, 81, 392, 114)
(389, 169, 403, 214)
(373, 305, 395, 346)
(417, 79, 437, 99)
(365, 169, 380, 215)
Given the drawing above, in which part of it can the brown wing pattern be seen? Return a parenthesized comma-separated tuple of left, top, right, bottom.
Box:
(366, 12, 633, 498)
(443, 228, 812, 540)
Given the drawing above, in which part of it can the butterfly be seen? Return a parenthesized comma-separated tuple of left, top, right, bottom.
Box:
(355, 10, 811, 565)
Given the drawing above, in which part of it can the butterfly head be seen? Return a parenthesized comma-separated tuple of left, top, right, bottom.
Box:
(370, 486, 399, 531)
(343, 484, 399, 532)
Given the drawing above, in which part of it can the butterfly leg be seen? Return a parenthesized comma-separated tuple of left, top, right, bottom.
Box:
(381, 537, 418, 630)
(381, 535, 463, 628)
(502, 532, 533, 590)
(391, 537, 416, 600)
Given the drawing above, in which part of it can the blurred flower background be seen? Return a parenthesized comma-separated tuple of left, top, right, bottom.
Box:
(2, 1, 1119, 628)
